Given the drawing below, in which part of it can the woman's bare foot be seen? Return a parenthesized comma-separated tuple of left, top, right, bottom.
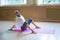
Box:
(31, 31, 37, 34)
(36, 26, 40, 28)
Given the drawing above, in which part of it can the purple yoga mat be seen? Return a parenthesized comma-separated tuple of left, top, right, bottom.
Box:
(12, 27, 55, 34)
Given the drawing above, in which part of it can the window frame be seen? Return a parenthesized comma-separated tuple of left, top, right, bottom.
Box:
(0, 0, 27, 6)
(37, 0, 60, 6)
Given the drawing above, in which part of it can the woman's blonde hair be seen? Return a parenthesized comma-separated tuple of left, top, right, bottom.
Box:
(15, 10, 20, 14)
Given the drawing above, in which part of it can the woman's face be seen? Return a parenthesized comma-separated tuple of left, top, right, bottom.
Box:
(16, 12, 21, 17)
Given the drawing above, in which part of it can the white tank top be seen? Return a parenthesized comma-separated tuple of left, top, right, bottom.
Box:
(15, 15, 26, 27)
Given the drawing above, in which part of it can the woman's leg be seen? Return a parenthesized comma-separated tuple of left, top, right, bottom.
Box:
(21, 21, 36, 34)
(27, 18, 40, 28)
(26, 24, 36, 34)
(32, 20, 40, 28)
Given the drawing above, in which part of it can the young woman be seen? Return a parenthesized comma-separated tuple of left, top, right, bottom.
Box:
(9, 10, 40, 34)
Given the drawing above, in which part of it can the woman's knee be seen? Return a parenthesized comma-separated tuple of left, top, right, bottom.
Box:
(28, 18, 33, 23)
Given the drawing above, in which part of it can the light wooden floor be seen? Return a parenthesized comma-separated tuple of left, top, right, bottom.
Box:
(0, 21, 60, 40)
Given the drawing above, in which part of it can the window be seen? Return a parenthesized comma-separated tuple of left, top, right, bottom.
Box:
(37, 0, 60, 6)
(0, 0, 26, 6)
